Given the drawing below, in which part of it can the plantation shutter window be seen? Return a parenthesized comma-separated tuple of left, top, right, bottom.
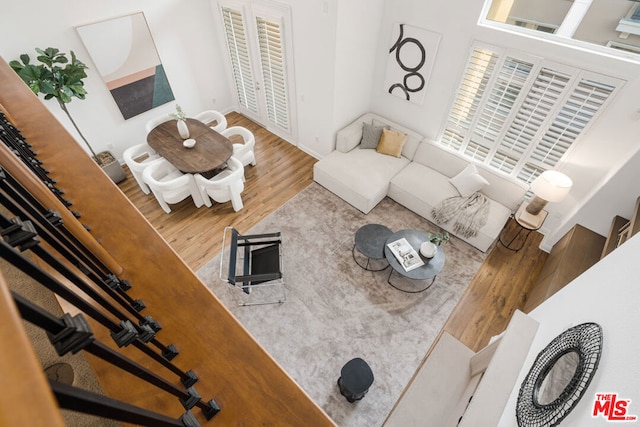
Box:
(256, 16, 290, 131)
(221, 7, 258, 114)
(441, 42, 620, 185)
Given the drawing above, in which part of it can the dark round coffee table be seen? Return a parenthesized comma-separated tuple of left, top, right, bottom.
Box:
(384, 229, 445, 293)
(352, 224, 393, 271)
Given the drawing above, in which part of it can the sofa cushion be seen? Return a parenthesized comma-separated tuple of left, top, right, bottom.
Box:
(376, 128, 407, 158)
(314, 148, 410, 213)
(388, 162, 513, 252)
(449, 164, 490, 197)
(373, 117, 420, 160)
(336, 118, 369, 153)
(414, 141, 528, 211)
(360, 122, 387, 149)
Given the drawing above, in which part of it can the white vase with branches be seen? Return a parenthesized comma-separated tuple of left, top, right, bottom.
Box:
(170, 104, 189, 139)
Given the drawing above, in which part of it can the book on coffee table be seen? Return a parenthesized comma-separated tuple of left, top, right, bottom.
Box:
(387, 238, 424, 271)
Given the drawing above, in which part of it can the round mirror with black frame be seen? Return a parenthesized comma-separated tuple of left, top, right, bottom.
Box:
(516, 322, 603, 426)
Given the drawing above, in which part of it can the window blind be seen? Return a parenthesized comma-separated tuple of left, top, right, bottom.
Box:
(256, 16, 290, 131)
(441, 43, 619, 184)
(221, 7, 258, 114)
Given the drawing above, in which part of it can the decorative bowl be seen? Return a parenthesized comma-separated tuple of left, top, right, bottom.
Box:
(183, 138, 196, 148)
(420, 241, 437, 258)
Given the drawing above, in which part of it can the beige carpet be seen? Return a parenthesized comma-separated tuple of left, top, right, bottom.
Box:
(197, 183, 486, 427)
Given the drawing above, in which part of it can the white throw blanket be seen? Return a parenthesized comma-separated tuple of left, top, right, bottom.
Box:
(431, 192, 490, 238)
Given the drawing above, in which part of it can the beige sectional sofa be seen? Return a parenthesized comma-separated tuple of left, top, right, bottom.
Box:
(313, 113, 528, 252)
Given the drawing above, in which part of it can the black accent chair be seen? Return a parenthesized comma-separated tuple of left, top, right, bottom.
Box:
(220, 226, 285, 306)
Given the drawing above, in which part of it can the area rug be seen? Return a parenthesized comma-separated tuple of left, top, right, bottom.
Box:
(197, 183, 486, 426)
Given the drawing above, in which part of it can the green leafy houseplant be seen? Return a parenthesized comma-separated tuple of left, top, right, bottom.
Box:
(9, 47, 107, 165)
(429, 231, 450, 246)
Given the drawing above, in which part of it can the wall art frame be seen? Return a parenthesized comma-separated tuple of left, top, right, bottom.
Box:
(76, 12, 175, 120)
(383, 23, 441, 105)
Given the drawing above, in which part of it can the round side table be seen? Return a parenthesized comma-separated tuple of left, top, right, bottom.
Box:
(352, 224, 393, 271)
(338, 357, 374, 403)
(384, 229, 446, 293)
(499, 202, 548, 252)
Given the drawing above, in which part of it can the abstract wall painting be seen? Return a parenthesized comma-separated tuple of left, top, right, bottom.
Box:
(76, 12, 174, 120)
(383, 23, 441, 105)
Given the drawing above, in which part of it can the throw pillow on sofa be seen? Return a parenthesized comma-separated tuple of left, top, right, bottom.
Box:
(449, 163, 490, 197)
(376, 128, 407, 158)
(360, 122, 388, 149)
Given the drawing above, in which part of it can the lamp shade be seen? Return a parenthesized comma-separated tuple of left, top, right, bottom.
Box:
(530, 170, 573, 202)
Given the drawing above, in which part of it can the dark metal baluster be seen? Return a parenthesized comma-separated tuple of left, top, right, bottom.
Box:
(0, 113, 76, 211)
(0, 191, 160, 323)
(0, 168, 105, 274)
(0, 240, 198, 387)
(50, 380, 200, 427)
(12, 292, 220, 420)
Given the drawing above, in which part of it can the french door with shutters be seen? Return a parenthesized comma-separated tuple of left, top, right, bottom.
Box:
(219, 0, 297, 143)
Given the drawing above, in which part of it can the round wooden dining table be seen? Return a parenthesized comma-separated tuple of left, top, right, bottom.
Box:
(147, 118, 233, 177)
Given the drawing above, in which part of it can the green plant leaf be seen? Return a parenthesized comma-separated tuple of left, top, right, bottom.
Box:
(36, 54, 53, 68)
(53, 55, 68, 64)
(39, 80, 55, 95)
(18, 64, 42, 82)
(42, 47, 60, 58)
(8, 60, 24, 73)
(58, 92, 72, 104)
(70, 85, 87, 96)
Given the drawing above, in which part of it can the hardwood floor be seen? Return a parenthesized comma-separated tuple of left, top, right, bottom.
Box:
(119, 111, 548, 353)
(440, 220, 548, 351)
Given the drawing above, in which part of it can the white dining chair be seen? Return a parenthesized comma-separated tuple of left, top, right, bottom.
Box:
(193, 110, 227, 133)
(142, 159, 204, 213)
(195, 156, 245, 212)
(145, 114, 173, 134)
(123, 143, 163, 194)
(220, 126, 256, 167)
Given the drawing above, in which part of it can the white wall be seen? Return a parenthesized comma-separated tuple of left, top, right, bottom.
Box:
(498, 233, 640, 425)
(0, 0, 232, 162)
(285, 0, 339, 158)
(330, 0, 385, 147)
(265, 0, 384, 158)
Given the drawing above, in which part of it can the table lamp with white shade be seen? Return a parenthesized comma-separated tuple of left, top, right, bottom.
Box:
(525, 170, 573, 216)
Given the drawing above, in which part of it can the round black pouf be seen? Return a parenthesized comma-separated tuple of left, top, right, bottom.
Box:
(338, 357, 374, 402)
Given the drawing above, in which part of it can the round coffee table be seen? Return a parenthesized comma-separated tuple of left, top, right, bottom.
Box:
(352, 224, 393, 271)
(384, 229, 445, 293)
